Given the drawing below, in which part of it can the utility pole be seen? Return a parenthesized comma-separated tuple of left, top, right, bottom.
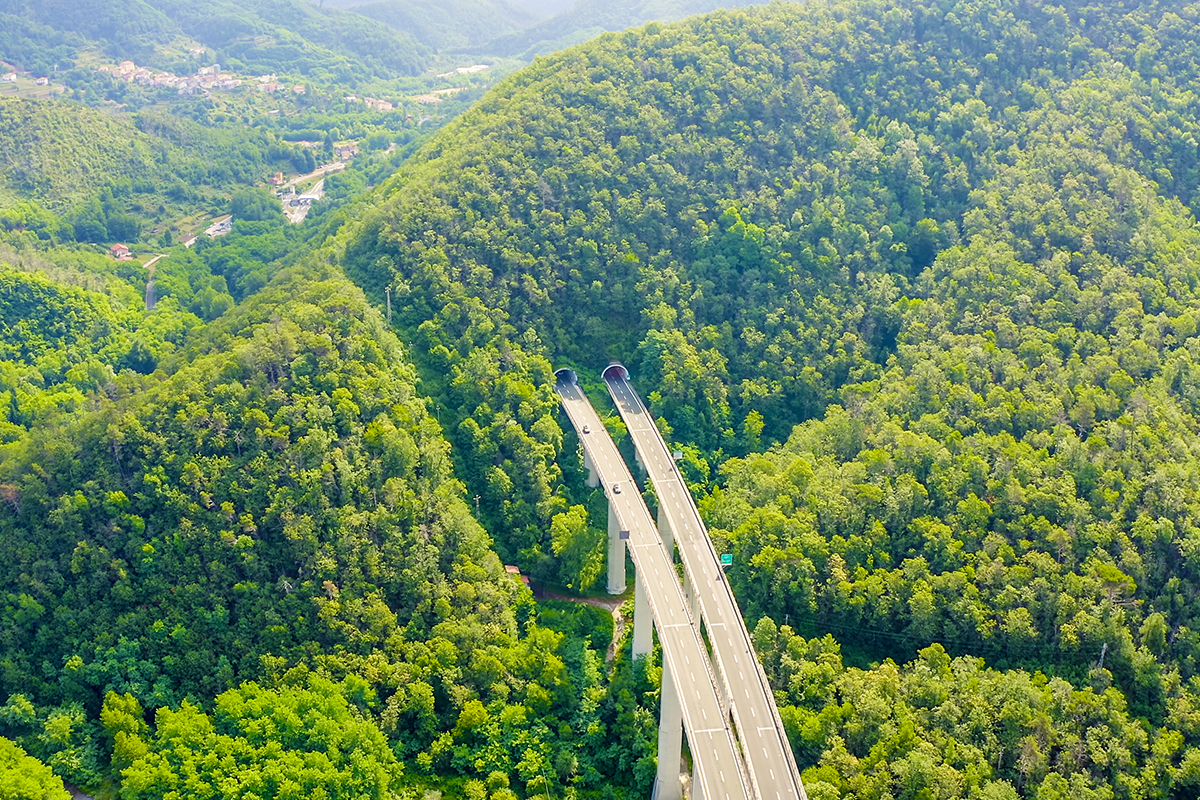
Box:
(385, 286, 392, 324)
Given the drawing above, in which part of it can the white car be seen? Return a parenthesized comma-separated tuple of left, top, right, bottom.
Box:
(582, 424, 590, 434)
(612, 483, 621, 494)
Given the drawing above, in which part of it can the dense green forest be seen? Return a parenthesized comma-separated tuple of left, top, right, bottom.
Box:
(0, 260, 639, 797)
(8, 0, 1200, 799)
(0, 0, 428, 80)
(336, 0, 1200, 796)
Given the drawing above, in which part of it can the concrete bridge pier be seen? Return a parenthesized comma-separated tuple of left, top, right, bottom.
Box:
(655, 653, 684, 800)
(681, 566, 700, 624)
(608, 496, 626, 595)
(657, 502, 674, 563)
(583, 449, 599, 488)
(633, 571, 652, 658)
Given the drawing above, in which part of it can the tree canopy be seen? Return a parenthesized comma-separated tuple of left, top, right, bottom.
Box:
(8, 1, 1200, 798)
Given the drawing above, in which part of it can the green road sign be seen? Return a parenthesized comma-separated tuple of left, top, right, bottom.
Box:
(720, 553, 733, 566)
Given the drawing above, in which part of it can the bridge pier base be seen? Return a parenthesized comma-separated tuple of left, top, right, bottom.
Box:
(655, 653, 683, 800)
(607, 497, 626, 595)
(583, 449, 599, 488)
(633, 571, 652, 658)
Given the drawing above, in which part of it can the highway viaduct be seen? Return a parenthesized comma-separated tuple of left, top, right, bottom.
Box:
(554, 367, 806, 800)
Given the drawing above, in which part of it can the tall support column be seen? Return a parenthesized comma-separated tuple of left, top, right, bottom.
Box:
(657, 502, 674, 564)
(692, 763, 705, 800)
(608, 497, 626, 595)
(656, 654, 683, 800)
(582, 449, 599, 488)
(632, 572, 652, 658)
(682, 568, 699, 623)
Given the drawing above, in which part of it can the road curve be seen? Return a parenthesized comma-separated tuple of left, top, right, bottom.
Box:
(605, 368, 808, 800)
(555, 372, 751, 800)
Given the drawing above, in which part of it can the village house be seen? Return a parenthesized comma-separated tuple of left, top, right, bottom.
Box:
(2, 73, 17, 83)
(363, 97, 394, 111)
(110, 244, 132, 261)
(35, 77, 49, 86)
(504, 565, 531, 587)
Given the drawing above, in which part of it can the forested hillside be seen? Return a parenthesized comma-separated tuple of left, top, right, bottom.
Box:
(9, 0, 1200, 799)
(0, 256, 640, 797)
(337, 0, 538, 51)
(0, 0, 428, 78)
(0, 102, 294, 218)
(336, 0, 1200, 796)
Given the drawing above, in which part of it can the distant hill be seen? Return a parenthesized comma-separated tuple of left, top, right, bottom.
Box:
(0, 101, 162, 213)
(0, 0, 770, 77)
(321, 0, 574, 21)
(311, 0, 769, 59)
(474, 0, 770, 58)
(340, 0, 537, 51)
(148, 0, 428, 77)
(0, 0, 429, 79)
(0, 100, 306, 248)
